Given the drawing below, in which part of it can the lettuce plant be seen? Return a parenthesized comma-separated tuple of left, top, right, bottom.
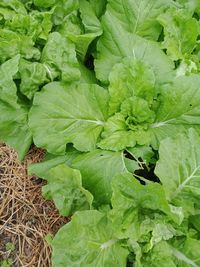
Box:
(1, 0, 200, 266)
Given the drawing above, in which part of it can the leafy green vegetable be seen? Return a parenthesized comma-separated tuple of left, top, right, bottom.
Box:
(104, 0, 171, 40)
(1, 0, 200, 266)
(52, 210, 129, 267)
(28, 148, 80, 178)
(42, 164, 93, 216)
(29, 82, 109, 154)
(52, 0, 79, 26)
(19, 59, 48, 99)
(0, 0, 27, 15)
(110, 172, 173, 239)
(150, 75, 200, 148)
(155, 129, 200, 216)
(0, 29, 40, 63)
(108, 58, 156, 116)
(72, 149, 131, 206)
(95, 1, 174, 83)
(158, 7, 199, 60)
(41, 32, 80, 82)
(29, 148, 135, 207)
(0, 55, 32, 159)
(33, 0, 55, 8)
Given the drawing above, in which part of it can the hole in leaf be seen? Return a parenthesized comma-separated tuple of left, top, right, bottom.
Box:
(134, 164, 160, 183)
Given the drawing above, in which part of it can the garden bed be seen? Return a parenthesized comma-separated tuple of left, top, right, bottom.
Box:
(0, 144, 68, 267)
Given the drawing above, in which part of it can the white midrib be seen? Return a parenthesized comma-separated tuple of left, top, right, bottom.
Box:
(75, 119, 104, 126)
(100, 239, 118, 250)
(150, 118, 176, 128)
(172, 248, 198, 267)
(43, 64, 53, 81)
(171, 165, 200, 200)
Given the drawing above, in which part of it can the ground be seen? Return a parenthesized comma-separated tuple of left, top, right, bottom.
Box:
(0, 144, 68, 267)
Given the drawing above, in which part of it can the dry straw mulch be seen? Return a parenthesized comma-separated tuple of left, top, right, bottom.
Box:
(0, 144, 68, 267)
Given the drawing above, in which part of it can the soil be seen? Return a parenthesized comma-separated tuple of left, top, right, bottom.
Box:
(0, 144, 69, 267)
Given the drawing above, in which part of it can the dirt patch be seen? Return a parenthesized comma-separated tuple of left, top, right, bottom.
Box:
(0, 144, 68, 267)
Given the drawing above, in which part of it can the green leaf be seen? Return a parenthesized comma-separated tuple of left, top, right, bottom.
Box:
(30, 148, 133, 208)
(52, 210, 129, 267)
(1, 258, 14, 267)
(0, 29, 40, 63)
(33, 0, 56, 8)
(79, 0, 102, 34)
(41, 32, 80, 82)
(150, 224, 177, 247)
(78, 62, 97, 84)
(0, 0, 27, 14)
(28, 155, 71, 178)
(69, 32, 102, 62)
(19, 59, 48, 99)
(52, 0, 79, 25)
(95, 2, 174, 83)
(72, 149, 129, 206)
(58, 10, 102, 61)
(112, 173, 171, 215)
(0, 7, 16, 21)
(29, 82, 109, 154)
(103, 0, 171, 40)
(0, 55, 20, 103)
(190, 214, 200, 232)
(99, 46, 200, 153)
(98, 112, 151, 151)
(158, 8, 199, 60)
(172, 237, 200, 266)
(1, 2, 200, 266)
(176, 58, 199, 77)
(30, 10, 53, 40)
(0, 55, 32, 160)
(28, 147, 80, 178)
(141, 241, 177, 267)
(108, 58, 156, 115)
(87, 0, 107, 18)
(155, 129, 200, 216)
(150, 75, 200, 148)
(98, 113, 134, 151)
(3, 9, 53, 41)
(177, 0, 200, 14)
(42, 164, 93, 216)
(110, 173, 172, 238)
(5, 242, 15, 252)
(120, 97, 156, 125)
(127, 145, 155, 165)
